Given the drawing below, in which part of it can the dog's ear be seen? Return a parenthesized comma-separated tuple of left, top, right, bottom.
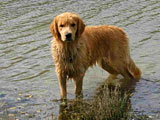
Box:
(76, 16, 85, 38)
(50, 17, 60, 40)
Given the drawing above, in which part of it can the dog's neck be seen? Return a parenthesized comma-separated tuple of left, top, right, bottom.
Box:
(56, 40, 78, 63)
(65, 43, 76, 63)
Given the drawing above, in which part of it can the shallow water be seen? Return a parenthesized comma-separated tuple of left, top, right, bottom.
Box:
(0, 0, 160, 119)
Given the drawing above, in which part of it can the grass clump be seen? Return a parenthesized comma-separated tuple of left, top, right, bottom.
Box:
(58, 84, 131, 120)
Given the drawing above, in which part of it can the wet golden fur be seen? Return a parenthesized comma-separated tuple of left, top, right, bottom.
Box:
(50, 12, 141, 99)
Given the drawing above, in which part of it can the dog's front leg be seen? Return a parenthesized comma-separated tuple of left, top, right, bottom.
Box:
(57, 73, 67, 99)
(73, 74, 84, 98)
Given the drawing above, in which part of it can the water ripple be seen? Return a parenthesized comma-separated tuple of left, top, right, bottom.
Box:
(13, 70, 49, 82)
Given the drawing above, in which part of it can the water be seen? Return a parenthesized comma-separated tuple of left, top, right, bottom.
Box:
(0, 0, 160, 119)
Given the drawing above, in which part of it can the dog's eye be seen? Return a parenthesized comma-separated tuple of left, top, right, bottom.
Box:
(71, 23, 75, 27)
(60, 24, 64, 27)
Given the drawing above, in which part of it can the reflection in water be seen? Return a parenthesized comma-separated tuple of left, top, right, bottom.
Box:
(58, 76, 140, 120)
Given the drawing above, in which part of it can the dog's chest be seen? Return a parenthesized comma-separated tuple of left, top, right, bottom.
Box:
(51, 40, 88, 77)
(60, 53, 83, 78)
(56, 46, 82, 75)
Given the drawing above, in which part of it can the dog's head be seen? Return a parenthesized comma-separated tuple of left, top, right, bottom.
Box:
(50, 12, 85, 42)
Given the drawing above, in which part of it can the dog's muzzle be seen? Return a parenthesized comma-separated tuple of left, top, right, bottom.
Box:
(65, 33, 72, 41)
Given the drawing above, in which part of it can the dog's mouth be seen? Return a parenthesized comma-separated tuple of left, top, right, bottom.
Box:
(65, 38, 73, 42)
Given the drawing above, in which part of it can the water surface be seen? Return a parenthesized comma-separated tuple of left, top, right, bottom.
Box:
(0, 0, 160, 119)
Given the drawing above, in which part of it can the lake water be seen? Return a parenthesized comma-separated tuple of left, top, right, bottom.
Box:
(0, 0, 160, 119)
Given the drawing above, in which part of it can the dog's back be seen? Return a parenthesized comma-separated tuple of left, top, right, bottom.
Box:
(81, 25, 141, 79)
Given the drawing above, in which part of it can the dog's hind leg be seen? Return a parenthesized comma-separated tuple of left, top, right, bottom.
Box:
(114, 57, 141, 80)
(97, 58, 118, 79)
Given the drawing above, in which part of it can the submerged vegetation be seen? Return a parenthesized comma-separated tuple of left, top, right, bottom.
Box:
(59, 87, 130, 120)
(58, 78, 148, 120)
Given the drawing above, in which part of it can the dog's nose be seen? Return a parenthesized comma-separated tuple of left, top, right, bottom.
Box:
(65, 33, 72, 39)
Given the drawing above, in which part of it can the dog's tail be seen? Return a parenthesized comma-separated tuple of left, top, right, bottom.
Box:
(127, 58, 142, 80)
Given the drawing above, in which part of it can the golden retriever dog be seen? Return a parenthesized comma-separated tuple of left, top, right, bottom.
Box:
(50, 12, 141, 99)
